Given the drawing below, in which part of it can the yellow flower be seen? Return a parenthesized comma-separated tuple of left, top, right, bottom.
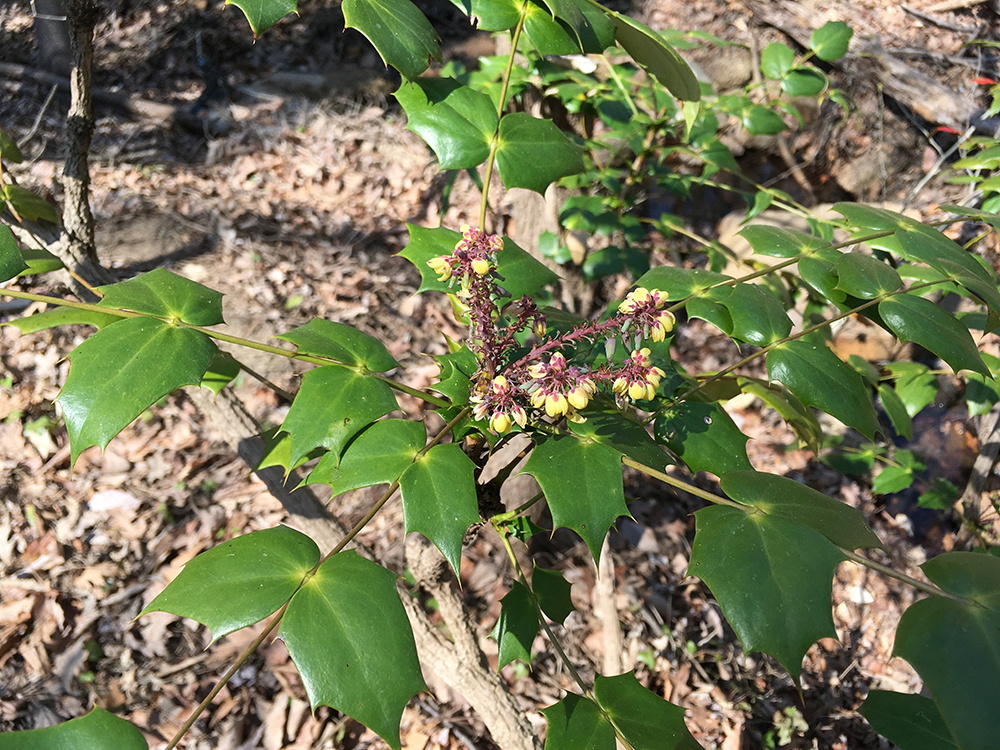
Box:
(472, 258, 490, 275)
(490, 412, 512, 434)
(544, 393, 569, 417)
(566, 385, 591, 410)
(427, 256, 452, 282)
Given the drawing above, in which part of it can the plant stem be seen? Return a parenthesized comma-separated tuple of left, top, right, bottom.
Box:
(622, 457, 745, 509)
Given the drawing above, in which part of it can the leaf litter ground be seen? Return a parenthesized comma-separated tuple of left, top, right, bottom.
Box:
(1, 0, 998, 747)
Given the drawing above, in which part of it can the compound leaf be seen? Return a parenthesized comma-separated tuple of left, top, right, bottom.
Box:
(594, 672, 701, 750)
(282, 551, 424, 750)
(141, 526, 319, 641)
(689, 504, 843, 679)
(97, 267, 224, 326)
(0, 707, 148, 750)
(399, 442, 479, 573)
(521, 436, 628, 561)
(277, 317, 399, 372)
(59, 318, 217, 464)
(281, 365, 398, 468)
(343, 0, 440, 80)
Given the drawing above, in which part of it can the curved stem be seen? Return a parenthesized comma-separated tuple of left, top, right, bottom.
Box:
(621, 457, 745, 509)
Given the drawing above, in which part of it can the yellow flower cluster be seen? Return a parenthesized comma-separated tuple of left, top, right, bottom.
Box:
(618, 287, 676, 342)
(611, 348, 665, 402)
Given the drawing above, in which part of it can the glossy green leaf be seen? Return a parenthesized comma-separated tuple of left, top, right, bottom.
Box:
(569, 407, 673, 472)
(810, 20, 853, 61)
(200, 350, 241, 395)
(97, 268, 224, 326)
(490, 581, 538, 668)
(256, 428, 322, 473)
(281, 365, 398, 467)
(878, 383, 913, 440)
(6, 306, 121, 334)
(654, 401, 752, 475)
(495, 113, 585, 194)
(277, 317, 399, 372)
(343, 0, 440, 80)
(59, 318, 216, 464)
(872, 463, 915, 494)
(746, 190, 774, 223)
(742, 105, 787, 135)
(834, 202, 917, 232)
(894, 552, 1000, 750)
(767, 341, 880, 440)
(395, 78, 497, 170)
(781, 67, 826, 97)
(399, 224, 558, 298)
(720, 470, 882, 550)
(533, 565, 575, 623)
(686, 296, 732, 335)
(399, 442, 479, 573)
(965, 371, 1000, 417)
(606, 12, 700, 101)
(860, 691, 959, 750)
(431, 345, 477, 404)
(0, 127, 24, 163)
(0, 707, 148, 750)
(798, 250, 846, 305)
(0, 224, 27, 282)
(760, 42, 794, 79)
(879, 295, 989, 377)
(141, 526, 318, 641)
(581, 245, 649, 283)
(539, 0, 583, 31)
(738, 225, 831, 259)
(521, 436, 628, 560)
(594, 672, 701, 750)
(19, 246, 64, 275)
(542, 694, 615, 750)
(455, 0, 520, 31)
(307, 419, 424, 494)
(634, 266, 731, 300)
(707, 283, 792, 345)
(3, 184, 58, 224)
(281, 550, 424, 750)
(738, 378, 823, 452)
(225, 0, 295, 37)
(832, 254, 901, 299)
(689, 505, 843, 678)
(523, 0, 582, 55)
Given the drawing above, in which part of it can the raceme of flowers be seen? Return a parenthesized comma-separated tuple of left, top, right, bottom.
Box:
(429, 227, 675, 434)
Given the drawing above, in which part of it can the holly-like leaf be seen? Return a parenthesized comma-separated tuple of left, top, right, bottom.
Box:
(542, 694, 615, 750)
(0, 707, 148, 750)
(3, 183, 58, 224)
(225, 0, 295, 37)
(141, 526, 319, 641)
(399, 442, 479, 572)
(7, 306, 120, 334)
(569, 408, 673, 472)
(281, 550, 424, 750)
(832, 253, 901, 298)
(307, 419, 425, 495)
(521, 435, 628, 561)
(689, 505, 843, 678)
(707, 283, 792, 346)
(449, 0, 520, 31)
(894, 552, 1000, 750)
(343, 0, 440, 80)
(59, 319, 217, 464)
(256, 428, 323, 473)
(97, 267, 224, 326)
(810, 20, 853, 61)
(738, 225, 831, 259)
(495, 113, 585, 194)
(0, 224, 27, 282)
(490, 581, 538, 668)
(606, 12, 700, 101)
(200, 350, 241, 395)
(281, 365, 397, 468)
(720, 470, 882, 551)
(879, 295, 989, 377)
(431, 345, 478, 404)
(766, 340, 881, 440)
(277, 317, 399, 372)
(395, 78, 497, 170)
(594, 672, 701, 750)
(533, 566, 575, 623)
(0, 127, 24, 163)
(654, 401, 752, 475)
(860, 691, 959, 750)
(399, 224, 558, 298)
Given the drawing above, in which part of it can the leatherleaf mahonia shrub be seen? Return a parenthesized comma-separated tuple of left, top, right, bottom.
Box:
(1, 0, 1000, 748)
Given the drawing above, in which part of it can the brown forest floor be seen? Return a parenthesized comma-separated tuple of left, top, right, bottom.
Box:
(1, 0, 999, 748)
